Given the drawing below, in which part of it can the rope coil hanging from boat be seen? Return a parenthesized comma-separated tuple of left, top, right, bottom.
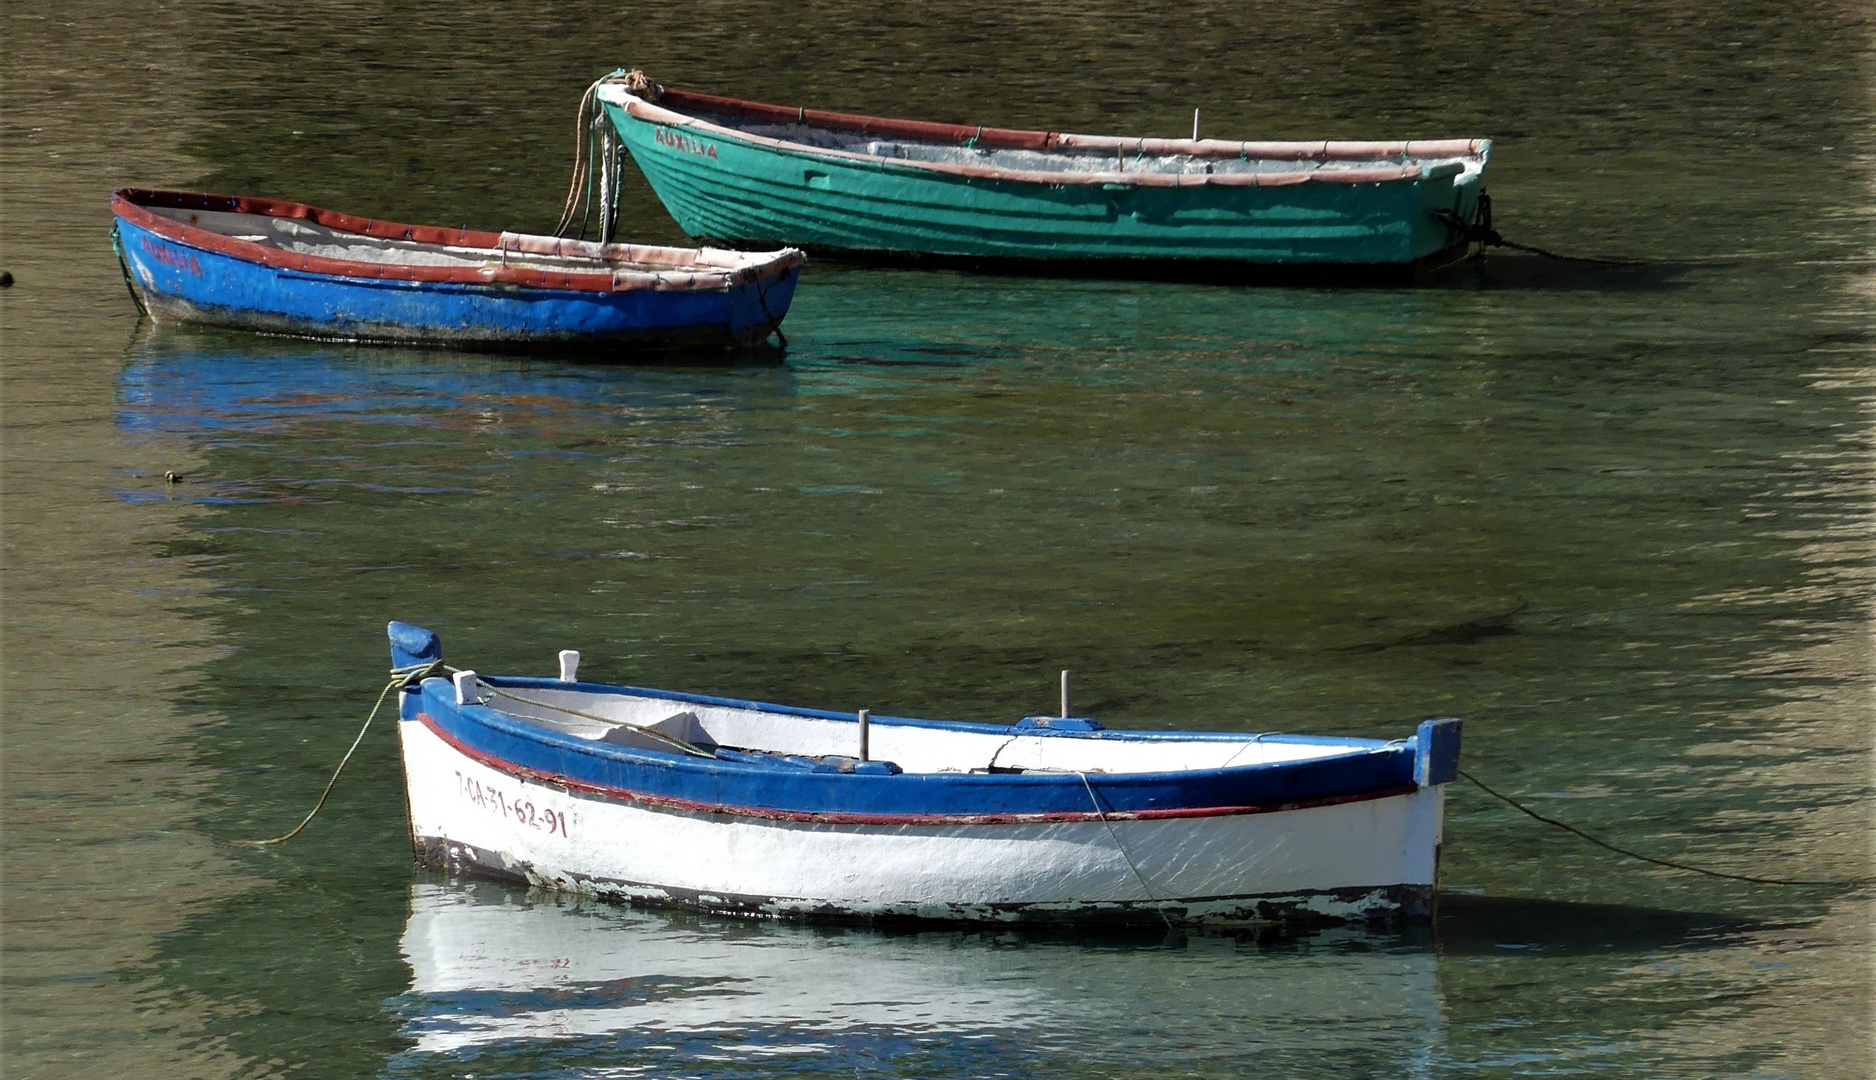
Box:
(620, 69, 662, 102)
(554, 70, 639, 242)
(551, 69, 790, 348)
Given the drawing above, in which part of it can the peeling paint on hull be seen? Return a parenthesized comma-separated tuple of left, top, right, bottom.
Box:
(416, 834, 1434, 927)
(133, 289, 793, 352)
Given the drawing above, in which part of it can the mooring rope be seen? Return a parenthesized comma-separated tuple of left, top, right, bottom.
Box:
(240, 661, 725, 846)
(239, 660, 445, 846)
(249, 655, 1867, 893)
(755, 276, 790, 350)
(1460, 768, 1872, 888)
(555, 70, 640, 241)
(110, 224, 149, 318)
(576, 123, 596, 241)
(1433, 193, 1641, 267)
(1077, 771, 1175, 927)
(554, 80, 601, 237)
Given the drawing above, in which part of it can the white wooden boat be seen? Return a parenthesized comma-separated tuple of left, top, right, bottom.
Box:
(391, 621, 1461, 926)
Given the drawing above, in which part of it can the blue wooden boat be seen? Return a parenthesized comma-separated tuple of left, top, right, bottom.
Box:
(110, 189, 805, 350)
(391, 621, 1463, 925)
(593, 72, 1491, 278)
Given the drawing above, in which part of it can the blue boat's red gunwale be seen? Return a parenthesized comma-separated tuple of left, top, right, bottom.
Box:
(111, 188, 803, 295)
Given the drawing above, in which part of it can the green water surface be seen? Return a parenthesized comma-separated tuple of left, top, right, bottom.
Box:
(3, 2, 1871, 1077)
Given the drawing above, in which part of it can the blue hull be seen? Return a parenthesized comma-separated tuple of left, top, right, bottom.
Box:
(112, 190, 802, 352)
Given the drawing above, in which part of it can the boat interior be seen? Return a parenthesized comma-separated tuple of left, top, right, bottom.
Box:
(140, 203, 761, 275)
(698, 111, 1484, 181)
(464, 680, 1378, 777)
(626, 81, 1490, 183)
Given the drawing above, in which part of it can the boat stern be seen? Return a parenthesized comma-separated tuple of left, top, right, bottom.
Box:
(1410, 717, 1462, 914)
(1414, 718, 1462, 788)
(726, 257, 805, 344)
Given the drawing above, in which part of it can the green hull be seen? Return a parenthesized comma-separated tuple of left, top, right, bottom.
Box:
(603, 99, 1487, 269)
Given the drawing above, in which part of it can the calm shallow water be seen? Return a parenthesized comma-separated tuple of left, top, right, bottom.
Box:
(4, 2, 1872, 1077)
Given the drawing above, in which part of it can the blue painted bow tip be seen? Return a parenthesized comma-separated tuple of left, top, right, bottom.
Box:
(1414, 718, 1462, 787)
(389, 621, 443, 671)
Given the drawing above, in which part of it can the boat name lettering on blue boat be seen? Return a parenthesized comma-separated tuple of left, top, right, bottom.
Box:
(654, 127, 718, 159)
(456, 770, 569, 837)
(139, 235, 202, 276)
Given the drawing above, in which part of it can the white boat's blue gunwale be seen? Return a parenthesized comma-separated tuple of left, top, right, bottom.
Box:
(408, 707, 1421, 827)
(387, 621, 1458, 823)
(404, 675, 1439, 824)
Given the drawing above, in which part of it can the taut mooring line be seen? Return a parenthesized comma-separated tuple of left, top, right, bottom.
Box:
(1433, 193, 1643, 267)
(1460, 768, 1871, 888)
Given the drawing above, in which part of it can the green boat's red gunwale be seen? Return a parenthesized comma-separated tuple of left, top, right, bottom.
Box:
(660, 87, 1059, 153)
(624, 87, 1489, 189)
(112, 188, 804, 294)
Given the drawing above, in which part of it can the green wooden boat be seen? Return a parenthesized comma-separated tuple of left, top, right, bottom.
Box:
(594, 72, 1491, 279)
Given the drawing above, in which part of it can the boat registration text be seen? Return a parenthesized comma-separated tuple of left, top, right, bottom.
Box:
(455, 770, 570, 838)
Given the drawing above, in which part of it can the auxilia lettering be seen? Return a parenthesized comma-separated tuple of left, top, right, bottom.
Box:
(140, 235, 202, 276)
(654, 126, 718, 159)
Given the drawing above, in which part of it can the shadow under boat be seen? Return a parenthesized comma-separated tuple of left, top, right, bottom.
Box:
(708, 245, 1694, 293)
(1424, 252, 1702, 293)
(762, 245, 1459, 287)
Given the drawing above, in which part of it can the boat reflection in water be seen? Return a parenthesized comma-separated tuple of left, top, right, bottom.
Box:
(391, 880, 1443, 1076)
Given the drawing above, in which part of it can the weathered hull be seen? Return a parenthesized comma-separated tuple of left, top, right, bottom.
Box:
(112, 194, 802, 351)
(602, 94, 1488, 270)
(399, 713, 1446, 926)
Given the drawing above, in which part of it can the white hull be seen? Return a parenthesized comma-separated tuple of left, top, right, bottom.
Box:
(400, 718, 1446, 924)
